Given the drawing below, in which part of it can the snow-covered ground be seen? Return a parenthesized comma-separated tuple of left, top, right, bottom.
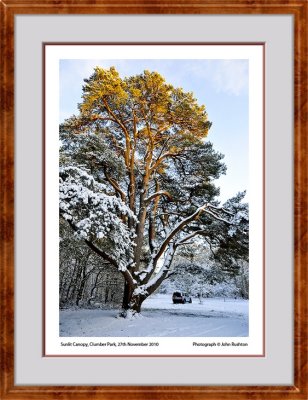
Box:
(60, 294, 248, 337)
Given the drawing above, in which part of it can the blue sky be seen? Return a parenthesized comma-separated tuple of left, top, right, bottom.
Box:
(60, 59, 249, 203)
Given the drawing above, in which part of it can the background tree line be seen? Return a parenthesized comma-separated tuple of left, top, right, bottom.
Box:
(60, 221, 248, 309)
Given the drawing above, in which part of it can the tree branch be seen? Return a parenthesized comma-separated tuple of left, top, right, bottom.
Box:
(153, 204, 208, 266)
(103, 167, 126, 202)
(204, 209, 232, 224)
(65, 218, 121, 272)
(150, 151, 180, 173)
(145, 191, 172, 204)
(176, 230, 206, 246)
(145, 243, 177, 294)
(85, 240, 135, 288)
(208, 204, 234, 216)
(102, 99, 131, 168)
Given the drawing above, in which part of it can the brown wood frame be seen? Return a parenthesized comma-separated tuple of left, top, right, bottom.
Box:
(0, 1, 307, 399)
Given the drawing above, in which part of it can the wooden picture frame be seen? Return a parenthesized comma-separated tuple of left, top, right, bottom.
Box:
(0, 1, 307, 399)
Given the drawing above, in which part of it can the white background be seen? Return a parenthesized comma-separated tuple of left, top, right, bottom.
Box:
(45, 44, 263, 356)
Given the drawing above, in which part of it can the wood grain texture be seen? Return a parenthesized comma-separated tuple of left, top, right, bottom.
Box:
(0, 1, 307, 399)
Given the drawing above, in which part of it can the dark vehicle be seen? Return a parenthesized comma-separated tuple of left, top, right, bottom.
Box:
(172, 292, 192, 304)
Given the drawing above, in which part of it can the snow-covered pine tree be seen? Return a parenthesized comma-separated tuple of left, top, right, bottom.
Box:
(59, 67, 249, 317)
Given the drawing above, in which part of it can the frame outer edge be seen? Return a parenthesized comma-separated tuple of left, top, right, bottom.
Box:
(294, 0, 308, 397)
(0, 1, 15, 399)
(0, 1, 307, 399)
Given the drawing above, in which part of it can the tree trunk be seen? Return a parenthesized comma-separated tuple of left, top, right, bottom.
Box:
(120, 282, 145, 317)
(130, 294, 144, 314)
(121, 281, 132, 311)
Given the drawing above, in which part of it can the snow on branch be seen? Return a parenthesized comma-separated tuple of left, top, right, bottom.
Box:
(153, 203, 208, 264)
(145, 191, 172, 204)
(145, 201, 242, 282)
(145, 244, 176, 292)
(205, 204, 248, 235)
(175, 230, 207, 246)
(203, 208, 232, 224)
(59, 166, 137, 271)
(207, 204, 234, 216)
